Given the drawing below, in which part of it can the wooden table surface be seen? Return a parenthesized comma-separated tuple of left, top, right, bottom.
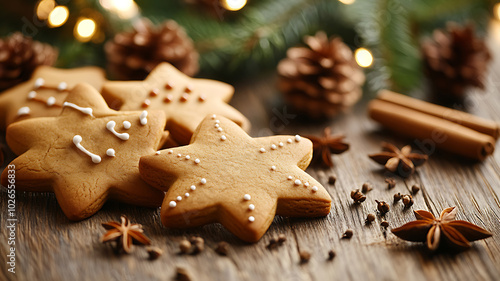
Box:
(2, 25, 500, 281)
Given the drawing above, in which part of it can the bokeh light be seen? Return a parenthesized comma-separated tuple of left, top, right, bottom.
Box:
(222, 0, 247, 11)
(75, 18, 97, 42)
(47, 6, 69, 28)
(355, 48, 374, 68)
(36, 0, 56, 20)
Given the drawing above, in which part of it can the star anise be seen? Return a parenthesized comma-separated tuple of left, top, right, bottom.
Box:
(392, 207, 492, 251)
(305, 127, 349, 167)
(101, 215, 151, 253)
(368, 142, 427, 176)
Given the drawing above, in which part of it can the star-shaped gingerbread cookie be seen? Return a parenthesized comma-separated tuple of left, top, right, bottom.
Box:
(0, 66, 106, 130)
(139, 115, 332, 242)
(1, 83, 167, 220)
(101, 63, 250, 145)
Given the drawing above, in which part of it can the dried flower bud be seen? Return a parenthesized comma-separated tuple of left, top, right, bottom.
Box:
(411, 184, 421, 194)
(191, 237, 205, 254)
(328, 175, 337, 185)
(146, 246, 163, 260)
(393, 192, 401, 202)
(350, 189, 366, 203)
(278, 234, 287, 243)
(342, 229, 354, 239)
(402, 194, 414, 208)
(215, 241, 229, 256)
(179, 239, 191, 254)
(328, 250, 336, 260)
(366, 213, 376, 223)
(376, 200, 390, 214)
(385, 178, 396, 189)
(380, 220, 389, 228)
(299, 250, 311, 263)
(362, 182, 373, 193)
(175, 267, 192, 281)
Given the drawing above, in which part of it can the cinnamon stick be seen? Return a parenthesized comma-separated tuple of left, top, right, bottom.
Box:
(378, 90, 499, 139)
(368, 99, 495, 160)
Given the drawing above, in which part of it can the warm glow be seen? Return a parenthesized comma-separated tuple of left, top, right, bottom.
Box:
(75, 18, 97, 42)
(36, 0, 55, 20)
(495, 3, 500, 21)
(47, 6, 69, 28)
(222, 0, 247, 11)
(99, 0, 139, 19)
(338, 0, 355, 4)
(355, 48, 374, 68)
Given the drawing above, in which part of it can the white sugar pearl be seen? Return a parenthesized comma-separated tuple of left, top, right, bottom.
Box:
(185, 155, 190, 160)
(287, 176, 293, 180)
(271, 166, 276, 171)
(248, 216, 255, 222)
(215, 123, 220, 128)
(185, 193, 190, 197)
(312, 186, 318, 192)
(28, 91, 37, 99)
(260, 148, 266, 153)
(177, 196, 182, 201)
(201, 178, 207, 184)
(190, 185, 196, 191)
(217, 127, 223, 132)
(221, 135, 226, 141)
(287, 138, 293, 143)
(195, 159, 200, 164)
(248, 204, 255, 210)
(168, 150, 173, 154)
(57, 82, 67, 91)
(169, 201, 176, 207)
(295, 135, 301, 142)
(304, 182, 310, 187)
(243, 194, 251, 200)
(271, 144, 277, 150)
(211, 114, 216, 119)
(215, 120, 220, 123)
(279, 142, 284, 147)
(156, 151, 161, 155)
(46, 97, 56, 106)
(34, 78, 44, 88)
(177, 154, 182, 157)
(294, 180, 302, 186)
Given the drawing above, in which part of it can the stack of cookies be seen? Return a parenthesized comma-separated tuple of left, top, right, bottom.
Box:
(0, 63, 331, 242)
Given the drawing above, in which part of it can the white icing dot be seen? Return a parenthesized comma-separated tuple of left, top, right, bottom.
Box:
(294, 179, 302, 186)
(34, 78, 44, 89)
(243, 194, 251, 200)
(271, 144, 277, 150)
(260, 148, 266, 153)
(123, 121, 131, 129)
(271, 166, 276, 171)
(221, 135, 226, 141)
(143, 99, 151, 106)
(201, 178, 207, 184)
(287, 138, 293, 144)
(295, 135, 301, 142)
(57, 82, 67, 91)
(177, 196, 182, 201)
(169, 201, 177, 208)
(199, 95, 206, 101)
(194, 159, 200, 164)
(248, 216, 255, 222)
(190, 185, 196, 191)
(177, 154, 182, 157)
(211, 114, 216, 119)
(168, 150, 173, 154)
(156, 151, 161, 155)
(185, 193, 190, 197)
(106, 149, 116, 157)
(46, 97, 56, 106)
(140, 110, 148, 125)
(215, 123, 220, 128)
(312, 186, 318, 192)
(27, 91, 37, 99)
(279, 142, 284, 147)
(17, 107, 30, 116)
(185, 155, 191, 160)
(217, 127, 223, 132)
(248, 204, 255, 211)
(304, 182, 310, 187)
(215, 120, 220, 124)
(287, 176, 293, 180)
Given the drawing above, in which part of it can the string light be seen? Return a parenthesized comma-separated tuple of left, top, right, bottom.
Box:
(36, 0, 55, 20)
(99, 0, 139, 19)
(494, 3, 500, 21)
(355, 48, 374, 68)
(47, 6, 69, 28)
(222, 0, 247, 11)
(338, 0, 355, 4)
(74, 18, 97, 42)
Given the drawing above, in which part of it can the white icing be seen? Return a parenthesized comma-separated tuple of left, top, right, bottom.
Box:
(57, 82, 68, 91)
(271, 144, 277, 150)
(185, 193, 190, 197)
(194, 159, 200, 164)
(140, 110, 148, 125)
(46, 97, 56, 106)
(143, 99, 151, 106)
(248, 204, 255, 211)
(27, 91, 37, 99)
(156, 151, 161, 155)
(279, 142, 284, 147)
(73, 135, 101, 163)
(295, 135, 301, 142)
(215, 120, 220, 124)
(34, 78, 44, 89)
(185, 155, 190, 160)
(287, 176, 293, 180)
(63, 102, 93, 117)
(106, 121, 130, 140)
(106, 149, 116, 157)
(271, 166, 276, 171)
(294, 180, 302, 186)
(215, 123, 220, 128)
(217, 128, 223, 132)
(312, 186, 318, 192)
(260, 148, 266, 153)
(177, 196, 182, 201)
(169, 201, 176, 207)
(201, 178, 207, 184)
(287, 138, 292, 144)
(168, 150, 173, 154)
(123, 121, 131, 129)
(211, 114, 216, 119)
(17, 107, 30, 116)
(190, 185, 196, 191)
(304, 182, 310, 187)
(248, 216, 255, 222)
(243, 194, 251, 200)
(199, 95, 206, 101)
(177, 154, 182, 157)
(221, 135, 226, 141)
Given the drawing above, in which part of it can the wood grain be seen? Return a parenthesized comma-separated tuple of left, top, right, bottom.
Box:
(1, 25, 500, 281)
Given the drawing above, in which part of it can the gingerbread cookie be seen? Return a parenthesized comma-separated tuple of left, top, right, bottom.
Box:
(0, 66, 106, 130)
(101, 63, 250, 145)
(1, 83, 167, 220)
(139, 115, 332, 242)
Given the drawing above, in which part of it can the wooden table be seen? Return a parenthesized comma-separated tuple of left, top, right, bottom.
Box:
(2, 26, 500, 281)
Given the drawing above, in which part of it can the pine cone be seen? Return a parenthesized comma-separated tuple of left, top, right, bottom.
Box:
(105, 19, 199, 80)
(277, 32, 365, 119)
(0, 32, 58, 91)
(422, 23, 491, 102)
